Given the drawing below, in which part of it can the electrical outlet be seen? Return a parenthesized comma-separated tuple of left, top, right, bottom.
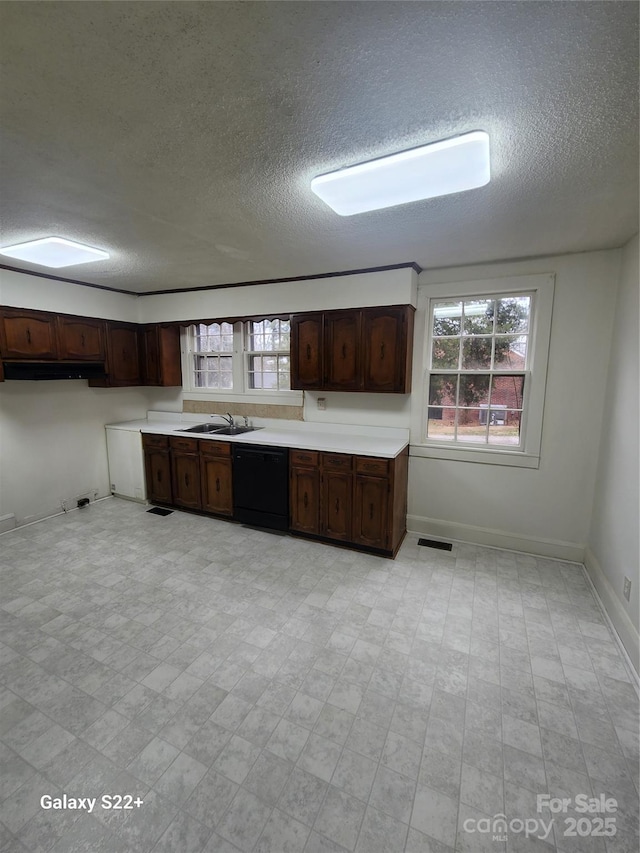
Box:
(317, 397, 327, 411)
(623, 577, 631, 601)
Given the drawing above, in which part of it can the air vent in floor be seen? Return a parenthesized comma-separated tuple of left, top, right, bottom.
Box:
(418, 538, 453, 551)
(147, 507, 173, 517)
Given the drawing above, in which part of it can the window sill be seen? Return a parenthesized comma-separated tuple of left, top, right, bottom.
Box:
(409, 442, 540, 468)
(183, 390, 304, 407)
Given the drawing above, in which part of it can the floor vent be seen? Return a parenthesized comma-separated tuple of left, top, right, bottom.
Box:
(147, 507, 173, 517)
(418, 538, 453, 551)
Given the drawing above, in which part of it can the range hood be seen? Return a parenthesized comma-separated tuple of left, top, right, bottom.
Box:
(3, 362, 107, 381)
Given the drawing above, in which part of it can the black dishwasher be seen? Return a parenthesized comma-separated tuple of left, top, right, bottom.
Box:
(232, 444, 289, 531)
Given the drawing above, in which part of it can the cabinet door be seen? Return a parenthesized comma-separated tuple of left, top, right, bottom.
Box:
(57, 316, 105, 361)
(352, 475, 389, 550)
(0, 308, 58, 358)
(290, 465, 320, 534)
(142, 325, 182, 387)
(322, 471, 352, 541)
(291, 314, 323, 389)
(172, 452, 201, 510)
(362, 306, 412, 393)
(324, 311, 361, 390)
(107, 323, 142, 385)
(201, 456, 233, 516)
(144, 449, 172, 504)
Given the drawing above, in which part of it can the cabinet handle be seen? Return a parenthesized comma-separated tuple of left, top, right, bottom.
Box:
(26, 328, 31, 344)
(341, 344, 346, 359)
(335, 498, 339, 514)
(306, 344, 311, 360)
(216, 477, 220, 492)
(157, 470, 162, 482)
(185, 473, 190, 487)
(303, 492, 308, 508)
(369, 503, 374, 519)
(81, 334, 85, 347)
(380, 342, 385, 360)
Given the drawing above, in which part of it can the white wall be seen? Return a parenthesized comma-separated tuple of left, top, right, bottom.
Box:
(0, 267, 138, 321)
(0, 268, 180, 527)
(139, 267, 418, 323)
(408, 249, 622, 562)
(585, 234, 639, 671)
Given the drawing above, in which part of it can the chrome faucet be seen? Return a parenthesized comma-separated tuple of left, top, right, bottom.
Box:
(210, 412, 234, 426)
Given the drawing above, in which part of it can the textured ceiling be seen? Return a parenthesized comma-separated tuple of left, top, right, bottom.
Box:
(0, 1, 638, 294)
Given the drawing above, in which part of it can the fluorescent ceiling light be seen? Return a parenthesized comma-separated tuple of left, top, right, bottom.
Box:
(0, 237, 110, 268)
(311, 131, 490, 216)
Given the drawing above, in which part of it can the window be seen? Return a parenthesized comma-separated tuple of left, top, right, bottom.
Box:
(184, 317, 296, 400)
(413, 274, 554, 468)
(245, 319, 291, 390)
(427, 295, 530, 446)
(191, 322, 234, 389)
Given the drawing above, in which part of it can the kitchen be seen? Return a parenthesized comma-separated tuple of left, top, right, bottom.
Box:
(0, 2, 638, 852)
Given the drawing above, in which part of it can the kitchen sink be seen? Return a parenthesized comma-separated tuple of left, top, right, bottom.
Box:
(178, 423, 262, 436)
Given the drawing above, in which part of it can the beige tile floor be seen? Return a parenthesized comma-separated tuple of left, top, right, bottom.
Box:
(0, 498, 638, 853)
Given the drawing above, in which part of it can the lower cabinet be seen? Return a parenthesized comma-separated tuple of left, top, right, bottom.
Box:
(200, 441, 233, 516)
(290, 447, 408, 556)
(170, 437, 202, 510)
(142, 434, 172, 504)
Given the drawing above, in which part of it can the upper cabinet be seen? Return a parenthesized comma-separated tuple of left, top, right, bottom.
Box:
(291, 304, 414, 393)
(57, 316, 105, 361)
(0, 307, 59, 359)
(141, 324, 182, 387)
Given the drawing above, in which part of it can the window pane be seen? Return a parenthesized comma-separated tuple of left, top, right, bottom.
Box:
(429, 374, 458, 407)
(431, 338, 460, 369)
(427, 407, 456, 440)
(457, 409, 489, 443)
(491, 374, 524, 410)
(494, 335, 527, 368)
(462, 337, 493, 369)
(433, 301, 462, 336)
(459, 374, 490, 408)
(488, 410, 522, 445)
(496, 296, 530, 333)
(463, 299, 494, 335)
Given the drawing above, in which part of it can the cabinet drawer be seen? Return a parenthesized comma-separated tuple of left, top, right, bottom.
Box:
(200, 440, 231, 458)
(142, 433, 169, 449)
(322, 453, 353, 472)
(355, 456, 389, 477)
(170, 436, 199, 453)
(290, 449, 319, 467)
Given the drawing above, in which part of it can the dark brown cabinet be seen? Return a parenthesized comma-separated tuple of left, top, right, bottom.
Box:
(57, 316, 105, 361)
(290, 314, 324, 390)
(321, 454, 353, 541)
(200, 441, 233, 516)
(141, 325, 182, 386)
(170, 436, 201, 510)
(104, 323, 142, 386)
(290, 305, 414, 394)
(324, 312, 361, 391)
(289, 447, 408, 556)
(142, 434, 172, 504)
(290, 450, 321, 535)
(0, 308, 59, 359)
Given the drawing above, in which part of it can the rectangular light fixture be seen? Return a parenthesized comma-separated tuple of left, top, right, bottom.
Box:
(311, 131, 490, 216)
(0, 237, 110, 268)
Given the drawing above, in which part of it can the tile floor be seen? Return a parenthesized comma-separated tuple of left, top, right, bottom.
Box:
(0, 498, 638, 853)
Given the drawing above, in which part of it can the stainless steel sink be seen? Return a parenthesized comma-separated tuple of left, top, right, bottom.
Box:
(210, 426, 262, 436)
(178, 423, 261, 436)
(179, 423, 222, 434)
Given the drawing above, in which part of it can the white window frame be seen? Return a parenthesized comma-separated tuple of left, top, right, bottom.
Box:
(182, 319, 303, 406)
(410, 274, 554, 468)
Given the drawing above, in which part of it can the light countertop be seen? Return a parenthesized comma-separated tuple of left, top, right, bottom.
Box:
(106, 412, 409, 458)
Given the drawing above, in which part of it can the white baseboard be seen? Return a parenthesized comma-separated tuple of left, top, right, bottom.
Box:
(0, 513, 16, 534)
(406, 514, 584, 563)
(583, 545, 640, 678)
